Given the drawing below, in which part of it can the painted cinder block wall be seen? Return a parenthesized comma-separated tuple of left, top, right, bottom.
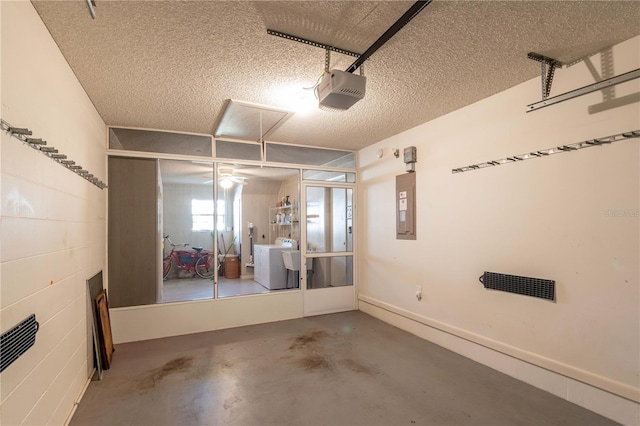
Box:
(2, 1, 638, 425)
(0, 1, 107, 424)
(357, 36, 639, 424)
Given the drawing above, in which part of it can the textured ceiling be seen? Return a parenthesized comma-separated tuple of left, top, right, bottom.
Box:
(32, 1, 640, 151)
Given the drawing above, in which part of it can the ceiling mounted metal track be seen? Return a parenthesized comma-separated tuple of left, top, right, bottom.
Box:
(267, 1, 432, 74)
(527, 68, 640, 112)
(266, 29, 361, 58)
(527, 52, 563, 101)
(85, 0, 96, 19)
(526, 51, 640, 113)
(345, 0, 432, 73)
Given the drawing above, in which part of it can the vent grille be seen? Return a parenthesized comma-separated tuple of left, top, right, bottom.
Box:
(0, 314, 39, 372)
(338, 88, 364, 97)
(479, 271, 555, 301)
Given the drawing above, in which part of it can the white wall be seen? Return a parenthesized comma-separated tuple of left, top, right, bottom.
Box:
(358, 36, 639, 424)
(163, 183, 215, 252)
(0, 1, 107, 425)
(240, 179, 282, 276)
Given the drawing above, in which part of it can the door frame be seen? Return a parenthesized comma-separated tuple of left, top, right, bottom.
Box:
(301, 181, 357, 316)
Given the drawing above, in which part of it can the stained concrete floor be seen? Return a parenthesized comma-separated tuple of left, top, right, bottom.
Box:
(71, 311, 616, 426)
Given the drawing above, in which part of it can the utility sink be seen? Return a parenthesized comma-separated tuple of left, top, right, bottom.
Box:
(281, 250, 300, 271)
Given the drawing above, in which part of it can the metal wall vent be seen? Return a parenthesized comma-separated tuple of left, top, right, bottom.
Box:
(0, 314, 39, 372)
(479, 271, 555, 302)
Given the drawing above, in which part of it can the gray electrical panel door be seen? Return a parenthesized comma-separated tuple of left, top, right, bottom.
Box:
(396, 173, 416, 240)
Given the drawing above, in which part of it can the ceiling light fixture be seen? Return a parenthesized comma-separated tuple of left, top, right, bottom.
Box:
(272, 83, 317, 116)
(218, 168, 248, 188)
(220, 177, 233, 189)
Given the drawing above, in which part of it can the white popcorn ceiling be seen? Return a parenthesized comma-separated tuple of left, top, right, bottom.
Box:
(32, 1, 640, 151)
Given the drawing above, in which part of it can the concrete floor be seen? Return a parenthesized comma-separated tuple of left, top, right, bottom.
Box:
(71, 311, 616, 426)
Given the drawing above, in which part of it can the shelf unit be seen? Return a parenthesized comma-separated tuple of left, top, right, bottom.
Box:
(269, 204, 299, 243)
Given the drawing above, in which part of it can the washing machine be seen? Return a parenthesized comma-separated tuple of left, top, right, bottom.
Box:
(254, 239, 295, 290)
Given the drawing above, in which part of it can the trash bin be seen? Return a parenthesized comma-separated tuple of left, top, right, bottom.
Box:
(224, 255, 240, 279)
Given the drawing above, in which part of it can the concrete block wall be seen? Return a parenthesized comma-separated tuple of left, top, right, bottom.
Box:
(0, 2, 107, 424)
(358, 36, 640, 424)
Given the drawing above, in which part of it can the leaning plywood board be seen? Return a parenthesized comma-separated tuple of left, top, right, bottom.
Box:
(87, 271, 104, 379)
(95, 290, 114, 369)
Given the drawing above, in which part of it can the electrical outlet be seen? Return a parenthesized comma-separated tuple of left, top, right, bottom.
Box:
(415, 285, 422, 301)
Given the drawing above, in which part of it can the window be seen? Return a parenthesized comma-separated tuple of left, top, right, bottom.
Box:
(192, 199, 224, 231)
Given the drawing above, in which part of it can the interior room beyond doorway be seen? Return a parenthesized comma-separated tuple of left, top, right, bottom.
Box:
(161, 276, 270, 303)
(160, 161, 301, 303)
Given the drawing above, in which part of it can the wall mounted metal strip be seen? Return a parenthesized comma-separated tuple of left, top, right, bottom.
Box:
(452, 130, 639, 174)
(527, 68, 640, 112)
(1, 119, 107, 189)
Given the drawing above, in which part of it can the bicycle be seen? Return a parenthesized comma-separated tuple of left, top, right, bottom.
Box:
(162, 235, 215, 279)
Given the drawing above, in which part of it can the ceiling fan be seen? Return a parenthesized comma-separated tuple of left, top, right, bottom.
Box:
(215, 168, 249, 188)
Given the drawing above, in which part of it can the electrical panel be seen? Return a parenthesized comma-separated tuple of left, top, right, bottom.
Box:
(403, 146, 417, 172)
(404, 146, 417, 163)
(396, 172, 416, 240)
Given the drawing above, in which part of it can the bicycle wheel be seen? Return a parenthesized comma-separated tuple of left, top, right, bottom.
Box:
(194, 254, 215, 279)
(163, 256, 173, 279)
